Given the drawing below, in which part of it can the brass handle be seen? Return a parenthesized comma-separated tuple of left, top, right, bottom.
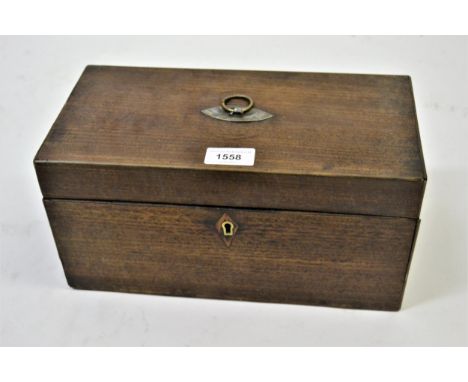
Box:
(221, 94, 254, 115)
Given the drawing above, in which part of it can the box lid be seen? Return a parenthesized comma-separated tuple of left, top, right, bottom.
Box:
(35, 66, 426, 218)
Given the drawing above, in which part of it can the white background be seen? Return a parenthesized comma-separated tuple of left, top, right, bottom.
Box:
(1, 36, 467, 346)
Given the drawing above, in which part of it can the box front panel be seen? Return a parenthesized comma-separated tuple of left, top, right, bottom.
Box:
(45, 199, 417, 310)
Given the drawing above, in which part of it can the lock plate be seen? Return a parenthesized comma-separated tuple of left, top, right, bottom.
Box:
(215, 213, 238, 247)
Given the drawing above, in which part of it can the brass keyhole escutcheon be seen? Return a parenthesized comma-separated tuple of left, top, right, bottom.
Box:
(221, 221, 234, 236)
(216, 213, 238, 247)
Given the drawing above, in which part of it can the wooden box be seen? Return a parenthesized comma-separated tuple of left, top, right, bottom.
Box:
(34, 66, 426, 311)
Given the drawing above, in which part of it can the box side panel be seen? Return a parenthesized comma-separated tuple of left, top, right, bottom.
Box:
(36, 162, 425, 218)
(399, 219, 422, 309)
(44, 199, 417, 311)
(407, 76, 427, 181)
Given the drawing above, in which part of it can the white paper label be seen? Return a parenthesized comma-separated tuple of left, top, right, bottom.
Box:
(204, 147, 256, 166)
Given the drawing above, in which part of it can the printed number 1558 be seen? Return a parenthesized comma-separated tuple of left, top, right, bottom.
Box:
(216, 153, 242, 160)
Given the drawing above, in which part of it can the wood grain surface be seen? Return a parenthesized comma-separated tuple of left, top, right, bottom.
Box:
(35, 66, 426, 218)
(36, 162, 425, 218)
(45, 199, 418, 311)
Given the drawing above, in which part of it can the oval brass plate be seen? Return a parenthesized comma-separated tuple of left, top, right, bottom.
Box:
(201, 106, 274, 123)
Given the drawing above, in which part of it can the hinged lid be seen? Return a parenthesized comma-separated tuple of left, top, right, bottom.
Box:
(35, 66, 426, 218)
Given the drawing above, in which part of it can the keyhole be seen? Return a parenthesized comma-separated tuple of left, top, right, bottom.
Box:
(222, 221, 233, 236)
